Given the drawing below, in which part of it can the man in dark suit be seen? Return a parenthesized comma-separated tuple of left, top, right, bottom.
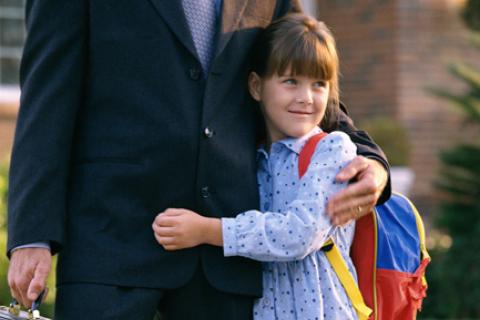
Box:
(7, 1, 390, 319)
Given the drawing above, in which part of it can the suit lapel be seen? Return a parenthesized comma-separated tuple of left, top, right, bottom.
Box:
(215, 0, 249, 58)
(148, 0, 198, 60)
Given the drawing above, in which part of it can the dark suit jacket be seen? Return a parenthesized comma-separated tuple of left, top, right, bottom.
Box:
(7, 0, 390, 297)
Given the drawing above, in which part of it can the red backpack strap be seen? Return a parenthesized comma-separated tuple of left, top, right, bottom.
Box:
(298, 132, 328, 179)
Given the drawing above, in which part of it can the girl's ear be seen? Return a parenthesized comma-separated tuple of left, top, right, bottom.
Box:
(248, 72, 262, 102)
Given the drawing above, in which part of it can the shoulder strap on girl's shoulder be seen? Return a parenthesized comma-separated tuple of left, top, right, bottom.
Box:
(298, 132, 328, 178)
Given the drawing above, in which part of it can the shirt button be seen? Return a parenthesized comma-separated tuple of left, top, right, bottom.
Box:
(204, 127, 214, 138)
(263, 298, 270, 306)
(189, 67, 201, 80)
(201, 186, 210, 198)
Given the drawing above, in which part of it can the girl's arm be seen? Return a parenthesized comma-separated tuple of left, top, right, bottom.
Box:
(153, 132, 356, 261)
(222, 132, 356, 261)
(152, 208, 223, 250)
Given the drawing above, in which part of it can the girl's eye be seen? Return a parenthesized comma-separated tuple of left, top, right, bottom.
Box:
(283, 78, 297, 85)
(313, 81, 327, 88)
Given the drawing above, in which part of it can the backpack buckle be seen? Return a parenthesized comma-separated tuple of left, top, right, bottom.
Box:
(321, 243, 334, 252)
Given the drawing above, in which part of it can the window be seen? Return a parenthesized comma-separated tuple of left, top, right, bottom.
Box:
(0, 0, 25, 104)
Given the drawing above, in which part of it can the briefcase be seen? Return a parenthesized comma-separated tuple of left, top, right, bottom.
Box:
(0, 295, 50, 320)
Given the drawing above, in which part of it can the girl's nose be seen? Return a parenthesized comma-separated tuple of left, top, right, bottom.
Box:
(296, 89, 313, 105)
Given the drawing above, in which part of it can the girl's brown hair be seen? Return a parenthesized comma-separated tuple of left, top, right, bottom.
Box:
(250, 13, 340, 130)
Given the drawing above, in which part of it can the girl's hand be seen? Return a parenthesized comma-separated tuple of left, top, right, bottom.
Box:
(152, 208, 222, 250)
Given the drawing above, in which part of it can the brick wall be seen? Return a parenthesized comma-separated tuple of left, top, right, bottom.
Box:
(315, 0, 480, 217)
(395, 0, 480, 215)
(317, 0, 398, 119)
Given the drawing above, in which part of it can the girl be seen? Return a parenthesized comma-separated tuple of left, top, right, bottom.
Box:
(153, 14, 360, 320)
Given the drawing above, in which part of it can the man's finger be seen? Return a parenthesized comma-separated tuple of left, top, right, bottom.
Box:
(8, 276, 26, 307)
(336, 156, 369, 182)
(8, 265, 33, 307)
(328, 188, 376, 215)
(14, 282, 31, 308)
(27, 262, 50, 301)
(327, 180, 375, 213)
(330, 201, 374, 226)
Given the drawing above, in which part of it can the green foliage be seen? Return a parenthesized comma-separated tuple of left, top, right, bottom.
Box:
(0, 162, 7, 229)
(0, 161, 10, 306)
(0, 162, 55, 318)
(359, 117, 411, 166)
(429, 63, 480, 123)
(463, 0, 480, 31)
(421, 48, 480, 318)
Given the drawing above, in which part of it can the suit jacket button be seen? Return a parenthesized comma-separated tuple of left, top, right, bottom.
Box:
(204, 127, 214, 138)
(189, 67, 201, 80)
(201, 186, 210, 198)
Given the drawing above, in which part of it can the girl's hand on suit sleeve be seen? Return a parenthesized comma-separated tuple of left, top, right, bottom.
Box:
(152, 208, 223, 250)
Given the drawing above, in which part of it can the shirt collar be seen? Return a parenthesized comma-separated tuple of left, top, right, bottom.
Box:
(256, 127, 324, 160)
(256, 146, 268, 161)
(277, 127, 323, 155)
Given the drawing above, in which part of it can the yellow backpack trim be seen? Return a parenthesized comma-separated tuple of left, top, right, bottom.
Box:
(323, 239, 373, 320)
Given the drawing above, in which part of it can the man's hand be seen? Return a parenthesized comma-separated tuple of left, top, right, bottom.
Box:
(8, 248, 51, 308)
(152, 208, 222, 250)
(327, 156, 388, 226)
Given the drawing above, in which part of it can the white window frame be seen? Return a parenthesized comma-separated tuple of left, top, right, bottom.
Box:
(0, 2, 25, 107)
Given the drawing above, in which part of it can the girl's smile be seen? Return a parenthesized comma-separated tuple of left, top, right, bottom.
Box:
(249, 69, 330, 146)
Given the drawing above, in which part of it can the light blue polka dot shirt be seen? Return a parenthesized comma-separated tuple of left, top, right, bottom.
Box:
(222, 127, 359, 320)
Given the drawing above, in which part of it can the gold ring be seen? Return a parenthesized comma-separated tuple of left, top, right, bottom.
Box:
(353, 206, 361, 219)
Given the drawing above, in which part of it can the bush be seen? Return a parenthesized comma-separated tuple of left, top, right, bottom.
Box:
(359, 117, 411, 166)
(463, 0, 480, 31)
(1, 160, 10, 305)
(421, 43, 480, 318)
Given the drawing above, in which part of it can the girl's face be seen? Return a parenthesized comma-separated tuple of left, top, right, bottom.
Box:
(249, 69, 329, 145)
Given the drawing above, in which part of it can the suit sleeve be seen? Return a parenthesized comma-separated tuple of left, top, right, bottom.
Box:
(331, 103, 392, 204)
(7, 0, 87, 256)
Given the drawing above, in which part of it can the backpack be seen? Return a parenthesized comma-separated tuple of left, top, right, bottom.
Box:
(298, 132, 430, 320)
